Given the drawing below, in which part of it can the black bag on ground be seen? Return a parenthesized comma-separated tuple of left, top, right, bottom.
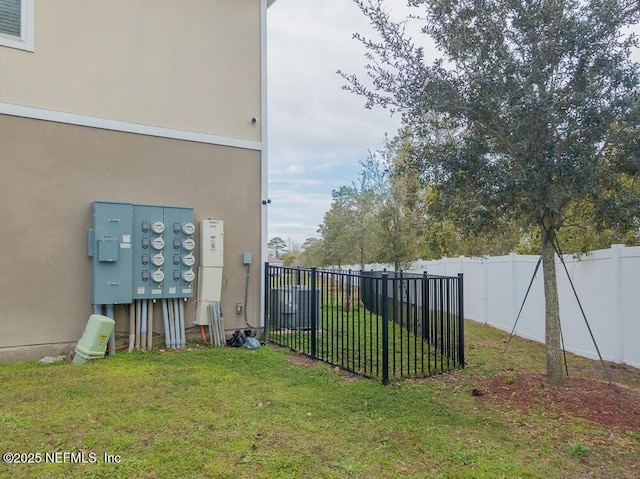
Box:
(227, 330, 245, 347)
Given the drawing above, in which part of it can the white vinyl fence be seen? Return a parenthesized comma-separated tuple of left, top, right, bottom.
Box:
(341, 244, 640, 368)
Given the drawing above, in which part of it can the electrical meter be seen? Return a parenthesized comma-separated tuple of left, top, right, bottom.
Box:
(182, 253, 195, 267)
(151, 270, 165, 283)
(151, 221, 165, 234)
(182, 238, 195, 251)
(181, 222, 196, 235)
(182, 269, 195, 283)
(151, 253, 164, 266)
(151, 237, 165, 250)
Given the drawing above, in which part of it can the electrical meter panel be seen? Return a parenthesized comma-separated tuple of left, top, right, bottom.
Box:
(132, 205, 165, 300)
(162, 206, 196, 298)
(131, 205, 195, 300)
(88, 202, 134, 305)
(89, 202, 195, 304)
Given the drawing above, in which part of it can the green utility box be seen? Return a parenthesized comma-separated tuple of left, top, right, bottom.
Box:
(73, 314, 115, 365)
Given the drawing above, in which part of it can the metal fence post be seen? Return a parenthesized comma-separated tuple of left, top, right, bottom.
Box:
(264, 262, 270, 341)
(310, 267, 317, 359)
(458, 273, 465, 368)
(381, 272, 389, 385)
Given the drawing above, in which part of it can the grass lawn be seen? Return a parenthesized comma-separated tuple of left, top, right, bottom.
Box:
(0, 320, 638, 478)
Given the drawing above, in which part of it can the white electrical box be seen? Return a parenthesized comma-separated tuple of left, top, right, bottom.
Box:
(195, 267, 224, 325)
(195, 219, 224, 326)
(200, 220, 224, 267)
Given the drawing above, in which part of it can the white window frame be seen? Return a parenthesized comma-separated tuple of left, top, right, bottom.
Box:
(0, 0, 34, 52)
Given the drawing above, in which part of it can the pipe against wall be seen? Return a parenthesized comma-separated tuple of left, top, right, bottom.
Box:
(172, 299, 181, 349)
(162, 299, 171, 348)
(128, 302, 135, 353)
(178, 299, 186, 348)
(218, 304, 225, 346)
(207, 302, 217, 346)
(168, 299, 176, 349)
(106, 304, 115, 356)
(135, 300, 141, 350)
(147, 300, 154, 351)
(140, 300, 148, 351)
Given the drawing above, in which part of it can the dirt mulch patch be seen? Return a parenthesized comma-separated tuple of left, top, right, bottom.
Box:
(287, 353, 362, 382)
(287, 352, 317, 368)
(476, 372, 640, 431)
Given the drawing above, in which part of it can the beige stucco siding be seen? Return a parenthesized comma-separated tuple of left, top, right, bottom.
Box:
(0, 115, 262, 352)
(0, 0, 262, 141)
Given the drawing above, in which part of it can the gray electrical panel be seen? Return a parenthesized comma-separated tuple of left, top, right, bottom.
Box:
(89, 201, 195, 305)
(89, 202, 133, 305)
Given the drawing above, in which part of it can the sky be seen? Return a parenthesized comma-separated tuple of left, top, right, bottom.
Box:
(266, 0, 640, 248)
(267, 0, 410, 246)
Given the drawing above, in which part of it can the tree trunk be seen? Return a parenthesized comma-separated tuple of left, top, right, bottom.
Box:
(541, 216, 564, 385)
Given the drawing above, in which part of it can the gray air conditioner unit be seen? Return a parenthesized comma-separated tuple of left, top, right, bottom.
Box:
(270, 285, 321, 330)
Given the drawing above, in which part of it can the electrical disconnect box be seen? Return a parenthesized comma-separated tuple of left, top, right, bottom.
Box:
(89, 201, 195, 305)
(195, 219, 224, 326)
(89, 202, 133, 305)
(200, 219, 224, 267)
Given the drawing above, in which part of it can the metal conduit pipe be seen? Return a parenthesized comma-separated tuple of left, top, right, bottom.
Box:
(128, 302, 135, 353)
(172, 299, 181, 349)
(178, 299, 186, 348)
(135, 300, 141, 350)
(140, 299, 147, 351)
(140, 300, 148, 351)
(105, 304, 115, 356)
(161, 299, 170, 348)
(167, 299, 176, 349)
(147, 300, 154, 351)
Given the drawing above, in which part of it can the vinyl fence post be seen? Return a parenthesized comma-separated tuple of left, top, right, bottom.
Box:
(381, 272, 390, 385)
(457, 273, 465, 368)
(310, 267, 317, 359)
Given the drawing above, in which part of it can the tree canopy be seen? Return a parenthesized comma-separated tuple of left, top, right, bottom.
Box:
(341, 0, 640, 384)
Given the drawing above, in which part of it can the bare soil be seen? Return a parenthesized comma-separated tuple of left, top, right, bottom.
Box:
(287, 352, 362, 381)
(285, 347, 640, 431)
(477, 372, 640, 431)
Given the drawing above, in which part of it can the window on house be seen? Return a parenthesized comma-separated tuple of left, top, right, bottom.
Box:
(0, 0, 33, 51)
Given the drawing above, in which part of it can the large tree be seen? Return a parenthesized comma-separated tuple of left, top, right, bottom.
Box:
(342, 0, 640, 384)
(364, 130, 426, 270)
(319, 172, 378, 269)
(267, 237, 288, 259)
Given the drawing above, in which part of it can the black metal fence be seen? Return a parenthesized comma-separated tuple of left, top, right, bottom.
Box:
(264, 264, 464, 384)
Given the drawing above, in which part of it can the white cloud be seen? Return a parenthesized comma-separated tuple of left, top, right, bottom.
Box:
(267, 0, 640, 245)
(267, 0, 411, 243)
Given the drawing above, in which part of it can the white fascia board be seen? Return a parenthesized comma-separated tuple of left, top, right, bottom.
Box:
(0, 102, 264, 151)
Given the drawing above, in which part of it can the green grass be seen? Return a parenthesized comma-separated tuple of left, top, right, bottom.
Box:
(0, 320, 638, 478)
(269, 296, 461, 380)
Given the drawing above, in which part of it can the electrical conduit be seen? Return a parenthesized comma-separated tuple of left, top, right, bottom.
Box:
(161, 299, 171, 348)
(128, 302, 135, 352)
(172, 299, 180, 349)
(105, 304, 115, 356)
(140, 300, 147, 351)
(135, 300, 141, 350)
(147, 300, 154, 351)
(167, 299, 176, 349)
